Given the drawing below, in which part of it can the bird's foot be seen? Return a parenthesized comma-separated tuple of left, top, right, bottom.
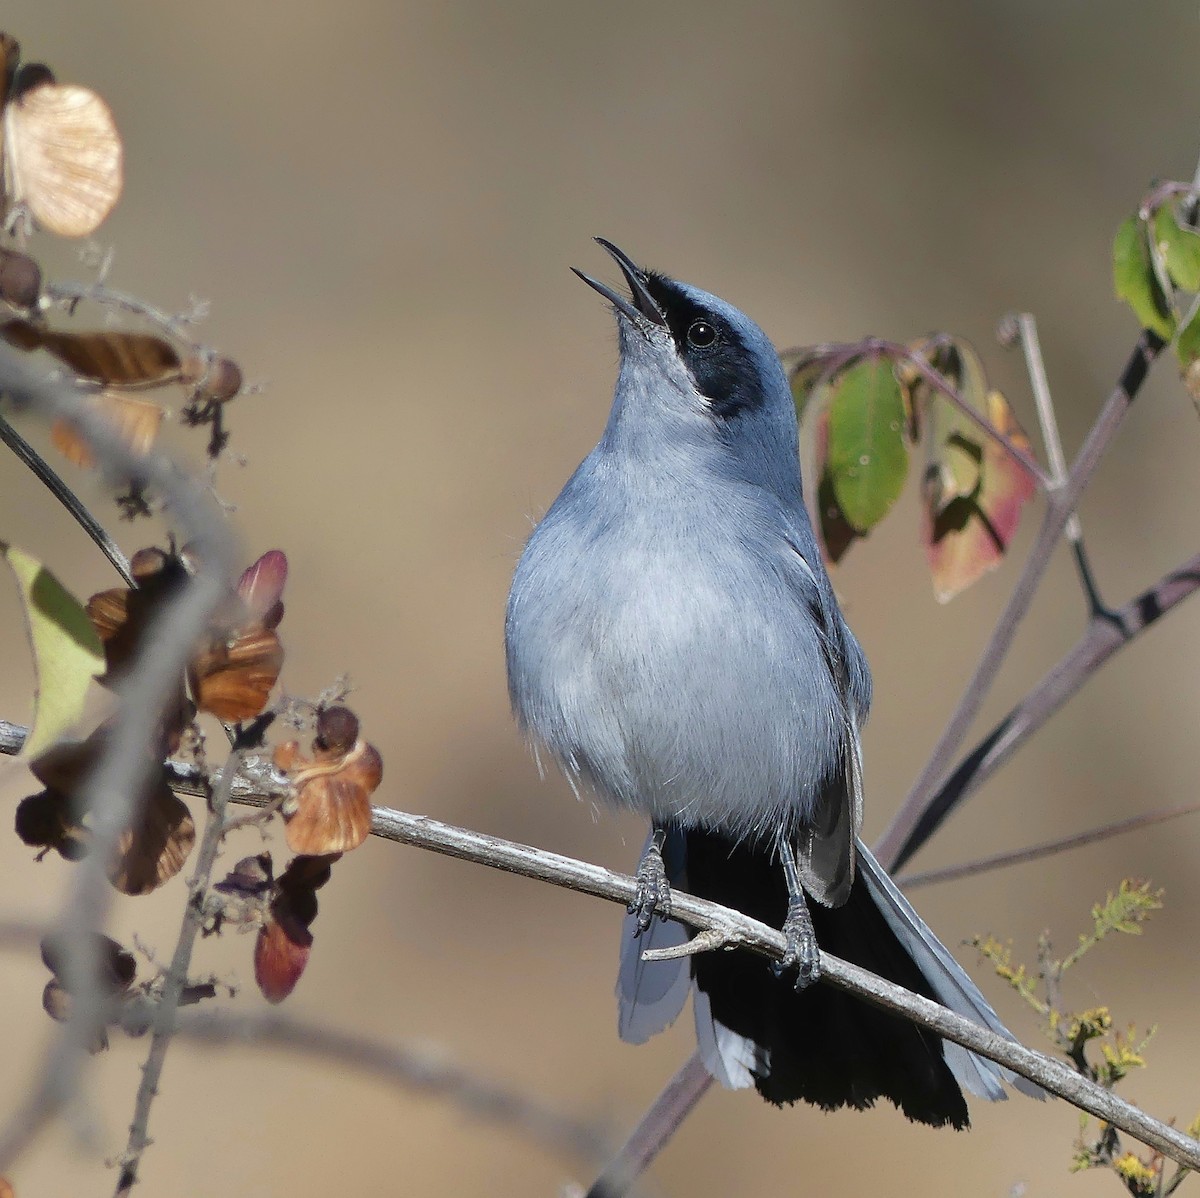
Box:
(775, 893, 821, 990)
(629, 835, 671, 935)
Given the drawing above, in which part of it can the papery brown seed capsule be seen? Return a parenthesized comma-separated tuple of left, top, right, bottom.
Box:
(0, 247, 41, 309)
(277, 852, 340, 897)
(40, 979, 108, 1052)
(280, 741, 381, 855)
(188, 625, 284, 723)
(109, 787, 196, 896)
(214, 851, 274, 897)
(129, 546, 170, 582)
(5, 80, 123, 237)
(314, 706, 359, 756)
(40, 931, 135, 991)
(41, 977, 71, 1022)
(183, 354, 242, 403)
(254, 913, 312, 1004)
(50, 391, 163, 468)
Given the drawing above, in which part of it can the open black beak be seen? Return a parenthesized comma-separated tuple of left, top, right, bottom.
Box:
(572, 238, 667, 327)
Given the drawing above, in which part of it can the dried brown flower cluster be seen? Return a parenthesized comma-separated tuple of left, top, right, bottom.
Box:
(0, 35, 243, 464)
(20, 544, 383, 1007)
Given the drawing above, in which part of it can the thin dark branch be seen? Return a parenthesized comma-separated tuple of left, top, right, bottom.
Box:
(134, 1008, 614, 1168)
(0, 413, 133, 586)
(898, 801, 1200, 890)
(876, 329, 1165, 871)
(888, 547, 1200, 867)
(113, 754, 241, 1196)
(585, 1053, 713, 1198)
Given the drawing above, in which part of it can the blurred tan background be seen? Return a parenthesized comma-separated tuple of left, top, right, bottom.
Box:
(0, 2, 1199, 1195)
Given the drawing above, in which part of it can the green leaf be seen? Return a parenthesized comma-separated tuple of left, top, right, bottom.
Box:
(1176, 304, 1200, 369)
(825, 357, 908, 532)
(1113, 215, 1176, 339)
(3, 544, 104, 756)
(1153, 202, 1200, 292)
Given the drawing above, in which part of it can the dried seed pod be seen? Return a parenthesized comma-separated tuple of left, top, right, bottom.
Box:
(0, 321, 180, 386)
(87, 550, 189, 682)
(214, 851, 274, 898)
(40, 931, 135, 992)
(314, 706, 359, 756)
(40, 979, 108, 1052)
(188, 625, 283, 723)
(0, 247, 41, 309)
(0, 34, 20, 110)
(109, 786, 196, 896)
(277, 852, 341, 897)
(3, 79, 123, 236)
(276, 737, 381, 855)
(254, 910, 313, 1004)
(51, 391, 163, 468)
(15, 789, 88, 860)
(181, 354, 242, 403)
(22, 730, 196, 891)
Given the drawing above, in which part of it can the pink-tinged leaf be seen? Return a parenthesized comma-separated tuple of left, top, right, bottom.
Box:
(811, 409, 864, 564)
(254, 913, 311, 1004)
(914, 339, 989, 511)
(924, 390, 1036, 602)
(236, 550, 287, 624)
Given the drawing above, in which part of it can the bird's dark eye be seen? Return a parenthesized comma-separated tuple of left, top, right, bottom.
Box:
(687, 319, 717, 348)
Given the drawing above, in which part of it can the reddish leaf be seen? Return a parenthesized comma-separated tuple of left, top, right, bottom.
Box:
(924, 390, 1036, 601)
(236, 550, 287, 627)
(254, 915, 312, 1004)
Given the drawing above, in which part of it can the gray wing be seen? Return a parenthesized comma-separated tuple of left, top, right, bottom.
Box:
(784, 535, 871, 908)
(855, 839, 1044, 1101)
(616, 831, 691, 1044)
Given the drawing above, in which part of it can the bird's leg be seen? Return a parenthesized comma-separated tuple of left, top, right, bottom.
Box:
(630, 823, 672, 935)
(775, 839, 821, 990)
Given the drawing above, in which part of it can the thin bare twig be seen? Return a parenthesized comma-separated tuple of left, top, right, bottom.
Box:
(876, 328, 1165, 871)
(1006, 312, 1108, 616)
(585, 1054, 712, 1198)
(887, 546, 1200, 867)
(134, 1008, 614, 1168)
(43, 281, 210, 347)
(113, 753, 240, 1196)
(898, 801, 1200, 890)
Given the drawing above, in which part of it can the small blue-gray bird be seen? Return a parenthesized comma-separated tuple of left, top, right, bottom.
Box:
(505, 240, 1029, 1126)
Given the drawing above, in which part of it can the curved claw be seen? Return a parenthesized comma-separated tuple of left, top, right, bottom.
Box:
(629, 840, 672, 935)
(775, 896, 822, 991)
